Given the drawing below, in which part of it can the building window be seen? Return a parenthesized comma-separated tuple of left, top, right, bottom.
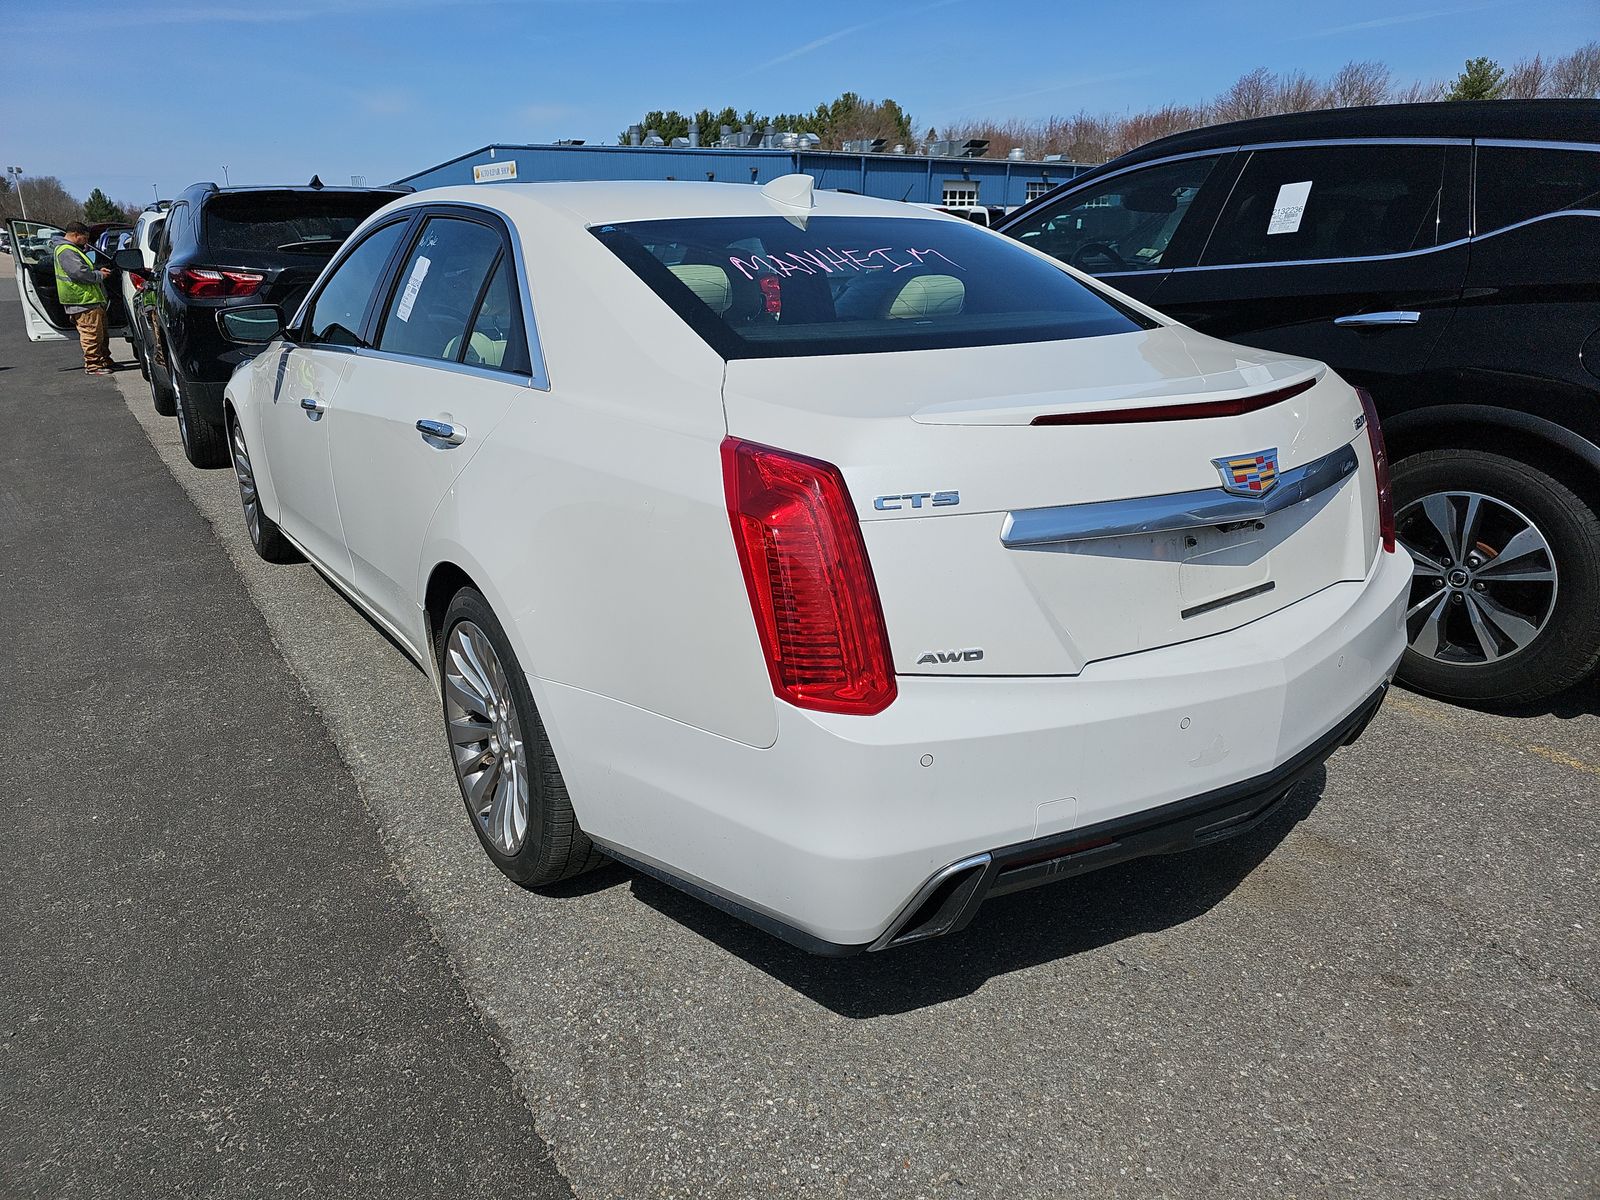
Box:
(1025, 181, 1054, 202)
(942, 181, 978, 206)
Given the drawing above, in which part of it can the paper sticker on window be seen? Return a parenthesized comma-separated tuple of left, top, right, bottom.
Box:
(395, 256, 430, 322)
(1267, 181, 1313, 235)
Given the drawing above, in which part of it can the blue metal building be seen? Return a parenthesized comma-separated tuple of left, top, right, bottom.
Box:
(395, 143, 1092, 209)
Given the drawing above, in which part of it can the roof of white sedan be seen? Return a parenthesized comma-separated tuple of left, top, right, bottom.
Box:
(387, 178, 959, 228)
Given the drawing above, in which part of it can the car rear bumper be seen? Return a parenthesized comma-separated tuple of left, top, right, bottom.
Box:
(540, 545, 1411, 952)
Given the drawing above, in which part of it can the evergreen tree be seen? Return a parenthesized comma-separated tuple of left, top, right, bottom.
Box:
(1444, 57, 1505, 100)
(83, 188, 123, 224)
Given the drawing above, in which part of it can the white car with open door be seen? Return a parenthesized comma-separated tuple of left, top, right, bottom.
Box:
(8, 219, 131, 345)
(218, 178, 1410, 954)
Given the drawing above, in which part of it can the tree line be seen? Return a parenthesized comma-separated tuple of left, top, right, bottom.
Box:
(942, 46, 1600, 164)
(622, 45, 1597, 165)
(0, 177, 145, 229)
(620, 93, 915, 150)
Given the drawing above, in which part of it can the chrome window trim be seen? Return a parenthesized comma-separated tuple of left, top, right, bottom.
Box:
(1237, 136, 1472, 151)
(1475, 138, 1600, 153)
(350, 344, 537, 388)
(1001, 440, 1359, 547)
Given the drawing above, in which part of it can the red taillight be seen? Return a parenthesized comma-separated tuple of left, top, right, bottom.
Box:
(169, 267, 264, 298)
(128, 272, 148, 289)
(1357, 387, 1395, 553)
(1030, 378, 1316, 425)
(722, 437, 897, 716)
(759, 276, 782, 315)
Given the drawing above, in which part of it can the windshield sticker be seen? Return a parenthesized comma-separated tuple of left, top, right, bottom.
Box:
(1267, 181, 1313, 235)
(728, 246, 964, 280)
(395, 256, 431, 323)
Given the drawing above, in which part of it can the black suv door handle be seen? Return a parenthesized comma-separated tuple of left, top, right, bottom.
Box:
(1334, 311, 1421, 328)
(300, 396, 326, 414)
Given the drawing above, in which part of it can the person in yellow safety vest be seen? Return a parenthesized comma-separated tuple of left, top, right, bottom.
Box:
(52, 221, 114, 376)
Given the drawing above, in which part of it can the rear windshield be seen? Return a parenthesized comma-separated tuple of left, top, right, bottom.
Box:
(203, 192, 402, 256)
(594, 215, 1152, 359)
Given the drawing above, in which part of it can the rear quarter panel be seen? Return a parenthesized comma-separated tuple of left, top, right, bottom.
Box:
(425, 212, 779, 751)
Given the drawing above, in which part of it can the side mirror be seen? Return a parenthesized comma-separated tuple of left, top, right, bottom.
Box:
(112, 248, 146, 272)
(220, 304, 285, 345)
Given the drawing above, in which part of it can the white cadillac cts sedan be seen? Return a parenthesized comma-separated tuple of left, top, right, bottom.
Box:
(219, 176, 1410, 954)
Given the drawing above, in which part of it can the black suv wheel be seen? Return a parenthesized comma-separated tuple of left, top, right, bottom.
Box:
(1392, 449, 1600, 706)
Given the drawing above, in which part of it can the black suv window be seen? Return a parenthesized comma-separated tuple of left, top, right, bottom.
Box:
(204, 192, 393, 257)
(1202, 144, 1448, 266)
(1008, 155, 1225, 272)
(303, 221, 408, 347)
(375, 216, 507, 365)
(1476, 146, 1600, 234)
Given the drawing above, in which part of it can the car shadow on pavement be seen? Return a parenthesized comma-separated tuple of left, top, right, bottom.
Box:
(625, 768, 1328, 1018)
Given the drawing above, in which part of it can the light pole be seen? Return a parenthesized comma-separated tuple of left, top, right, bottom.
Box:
(222, 164, 230, 187)
(151, 183, 159, 205)
(6, 167, 27, 219)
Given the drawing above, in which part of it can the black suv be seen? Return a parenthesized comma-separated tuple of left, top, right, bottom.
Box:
(145, 180, 410, 467)
(1001, 100, 1600, 706)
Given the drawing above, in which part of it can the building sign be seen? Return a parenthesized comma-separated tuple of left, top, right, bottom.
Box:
(472, 160, 517, 183)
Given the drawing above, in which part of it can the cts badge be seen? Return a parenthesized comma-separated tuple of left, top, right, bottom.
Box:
(873, 491, 959, 511)
(1212, 449, 1279, 496)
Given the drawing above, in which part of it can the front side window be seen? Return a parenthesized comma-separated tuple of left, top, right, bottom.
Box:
(1201, 144, 1447, 266)
(375, 216, 505, 364)
(595, 214, 1152, 360)
(1476, 146, 1600, 234)
(1007, 155, 1224, 272)
(303, 220, 408, 347)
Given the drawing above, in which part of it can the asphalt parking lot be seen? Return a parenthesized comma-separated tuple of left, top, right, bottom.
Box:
(4, 294, 1597, 1197)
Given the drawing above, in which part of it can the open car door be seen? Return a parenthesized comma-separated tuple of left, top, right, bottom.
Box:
(8, 219, 129, 342)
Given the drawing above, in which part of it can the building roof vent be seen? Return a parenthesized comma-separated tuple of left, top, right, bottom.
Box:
(1007, 147, 1026, 161)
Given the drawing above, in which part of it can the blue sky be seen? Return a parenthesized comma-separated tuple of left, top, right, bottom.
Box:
(5, 0, 1591, 206)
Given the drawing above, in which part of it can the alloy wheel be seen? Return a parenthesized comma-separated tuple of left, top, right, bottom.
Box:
(1397, 490, 1559, 666)
(443, 621, 530, 855)
(229, 419, 261, 547)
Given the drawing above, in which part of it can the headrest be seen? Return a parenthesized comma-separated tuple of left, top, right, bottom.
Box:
(669, 264, 733, 315)
(888, 274, 966, 319)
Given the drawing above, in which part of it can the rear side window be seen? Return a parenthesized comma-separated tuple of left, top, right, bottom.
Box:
(203, 192, 399, 257)
(594, 215, 1152, 360)
(1476, 146, 1600, 233)
(1201, 145, 1448, 266)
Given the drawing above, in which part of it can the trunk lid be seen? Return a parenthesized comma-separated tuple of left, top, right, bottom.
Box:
(722, 325, 1381, 676)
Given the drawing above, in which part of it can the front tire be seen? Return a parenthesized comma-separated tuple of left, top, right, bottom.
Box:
(1393, 449, 1600, 705)
(227, 412, 299, 563)
(438, 588, 603, 887)
(173, 372, 229, 468)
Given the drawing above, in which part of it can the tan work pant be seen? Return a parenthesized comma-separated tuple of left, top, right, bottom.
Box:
(73, 306, 112, 370)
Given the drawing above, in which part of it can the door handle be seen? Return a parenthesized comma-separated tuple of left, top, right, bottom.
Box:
(1333, 311, 1421, 328)
(300, 396, 326, 414)
(416, 419, 467, 447)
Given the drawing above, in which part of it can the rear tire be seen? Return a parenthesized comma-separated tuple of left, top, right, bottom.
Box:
(1392, 449, 1600, 706)
(438, 588, 604, 887)
(173, 372, 229, 468)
